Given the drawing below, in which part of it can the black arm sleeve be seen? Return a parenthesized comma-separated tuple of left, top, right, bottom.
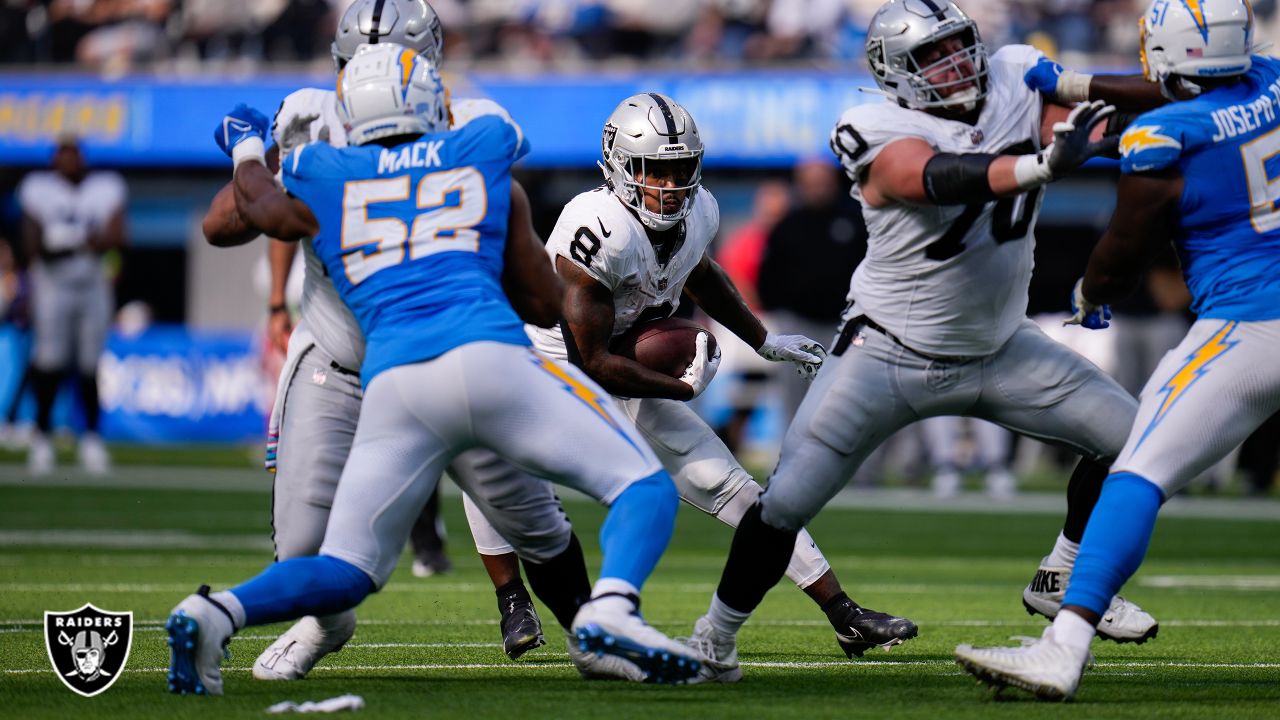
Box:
(922, 153, 1002, 205)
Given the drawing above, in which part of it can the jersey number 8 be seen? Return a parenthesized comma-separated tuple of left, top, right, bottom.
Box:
(340, 167, 488, 284)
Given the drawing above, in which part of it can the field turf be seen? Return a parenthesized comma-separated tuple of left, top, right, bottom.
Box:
(2, 463, 1278, 719)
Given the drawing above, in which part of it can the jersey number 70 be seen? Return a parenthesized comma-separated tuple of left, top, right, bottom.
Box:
(340, 167, 488, 285)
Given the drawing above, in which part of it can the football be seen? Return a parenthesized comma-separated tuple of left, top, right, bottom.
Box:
(610, 317, 717, 379)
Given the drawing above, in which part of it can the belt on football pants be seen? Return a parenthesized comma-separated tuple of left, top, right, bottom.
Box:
(835, 314, 974, 364)
(329, 361, 359, 377)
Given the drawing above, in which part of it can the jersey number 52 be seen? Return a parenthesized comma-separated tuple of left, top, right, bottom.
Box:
(340, 167, 488, 285)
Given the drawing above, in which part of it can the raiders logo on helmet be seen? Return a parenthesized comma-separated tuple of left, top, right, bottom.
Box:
(45, 603, 133, 697)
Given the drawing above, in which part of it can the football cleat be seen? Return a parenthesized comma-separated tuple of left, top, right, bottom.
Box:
(27, 433, 53, 476)
(166, 587, 236, 696)
(1022, 558, 1159, 644)
(77, 433, 111, 476)
(499, 595, 545, 661)
(571, 593, 701, 684)
(955, 627, 1092, 702)
(681, 616, 742, 684)
(411, 550, 453, 578)
(827, 597, 919, 658)
(566, 633, 647, 681)
(253, 611, 356, 681)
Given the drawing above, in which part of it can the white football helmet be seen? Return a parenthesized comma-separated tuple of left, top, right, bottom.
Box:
(332, 0, 444, 70)
(599, 93, 704, 232)
(1141, 0, 1254, 86)
(337, 43, 448, 146)
(865, 0, 988, 112)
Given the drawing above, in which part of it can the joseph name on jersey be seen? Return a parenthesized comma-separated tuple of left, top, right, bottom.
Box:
(831, 44, 1047, 357)
(527, 186, 720, 363)
(271, 88, 519, 370)
(280, 112, 531, 384)
(1119, 54, 1280, 322)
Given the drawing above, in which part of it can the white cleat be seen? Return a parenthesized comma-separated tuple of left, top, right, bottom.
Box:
(566, 632, 647, 681)
(955, 627, 1092, 702)
(932, 469, 961, 498)
(166, 588, 237, 696)
(1022, 558, 1159, 644)
(27, 433, 53, 476)
(571, 593, 701, 684)
(253, 611, 356, 680)
(681, 616, 742, 684)
(78, 433, 111, 476)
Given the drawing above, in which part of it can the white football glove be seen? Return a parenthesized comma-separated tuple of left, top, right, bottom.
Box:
(679, 331, 721, 399)
(757, 332, 827, 380)
(277, 113, 320, 158)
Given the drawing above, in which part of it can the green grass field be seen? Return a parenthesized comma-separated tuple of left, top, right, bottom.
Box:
(2, 464, 1279, 719)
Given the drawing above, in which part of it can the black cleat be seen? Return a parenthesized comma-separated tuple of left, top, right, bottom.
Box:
(500, 597, 546, 661)
(828, 599, 919, 659)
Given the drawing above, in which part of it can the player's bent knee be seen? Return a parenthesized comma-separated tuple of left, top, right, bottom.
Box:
(757, 491, 810, 533)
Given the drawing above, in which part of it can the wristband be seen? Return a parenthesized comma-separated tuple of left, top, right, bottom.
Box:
(269, 303, 288, 315)
(1013, 153, 1053, 190)
(232, 137, 266, 170)
(1056, 70, 1094, 103)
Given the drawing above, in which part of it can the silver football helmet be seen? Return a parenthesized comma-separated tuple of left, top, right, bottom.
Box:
(332, 0, 444, 70)
(599, 93, 704, 232)
(865, 0, 989, 113)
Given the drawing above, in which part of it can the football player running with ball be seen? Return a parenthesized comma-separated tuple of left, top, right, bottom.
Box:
(957, 0, 1280, 700)
(687, 0, 1162, 681)
(525, 93, 919, 683)
(168, 44, 705, 696)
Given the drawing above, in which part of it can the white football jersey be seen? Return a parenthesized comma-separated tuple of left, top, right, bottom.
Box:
(18, 170, 126, 253)
(271, 89, 514, 371)
(528, 186, 720, 363)
(831, 44, 1047, 357)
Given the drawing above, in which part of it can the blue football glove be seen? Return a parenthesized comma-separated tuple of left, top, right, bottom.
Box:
(1024, 57, 1065, 97)
(1065, 278, 1112, 330)
(214, 104, 270, 159)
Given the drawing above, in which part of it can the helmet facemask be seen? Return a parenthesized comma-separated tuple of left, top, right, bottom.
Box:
(904, 27, 989, 114)
(611, 153, 703, 231)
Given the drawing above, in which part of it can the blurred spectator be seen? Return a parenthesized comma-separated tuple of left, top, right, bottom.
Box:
(923, 416, 1016, 499)
(1110, 250, 1191, 398)
(18, 136, 126, 475)
(712, 179, 790, 453)
(758, 157, 866, 425)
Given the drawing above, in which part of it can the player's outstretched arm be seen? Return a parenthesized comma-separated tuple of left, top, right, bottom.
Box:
(866, 102, 1115, 209)
(1080, 168, 1183, 305)
(203, 146, 282, 247)
(557, 258, 695, 401)
(502, 180, 562, 328)
(1025, 58, 1167, 112)
(232, 161, 317, 242)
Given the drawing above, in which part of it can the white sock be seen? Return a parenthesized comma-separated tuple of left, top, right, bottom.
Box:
(1051, 610, 1096, 652)
(591, 577, 639, 600)
(705, 594, 751, 638)
(210, 590, 247, 629)
(1045, 532, 1080, 568)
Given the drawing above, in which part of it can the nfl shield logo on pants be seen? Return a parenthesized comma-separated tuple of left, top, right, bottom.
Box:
(44, 603, 133, 697)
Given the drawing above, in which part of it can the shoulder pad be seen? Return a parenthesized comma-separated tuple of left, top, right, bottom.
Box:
(1120, 115, 1186, 174)
(831, 102, 933, 181)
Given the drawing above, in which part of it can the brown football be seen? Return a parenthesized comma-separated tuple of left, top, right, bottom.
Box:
(610, 317, 718, 379)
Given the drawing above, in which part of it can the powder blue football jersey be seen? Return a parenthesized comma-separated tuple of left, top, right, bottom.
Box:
(1119, 55, 1280, 321)
(283, 113, 532, 384)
